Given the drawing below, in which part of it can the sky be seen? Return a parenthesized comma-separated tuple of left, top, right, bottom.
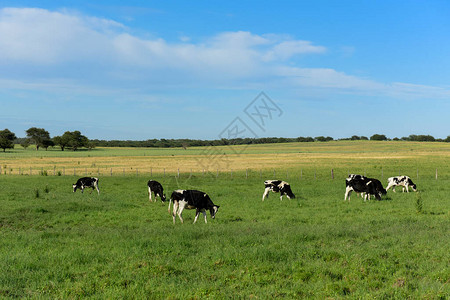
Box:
(0, 0, 449, 140)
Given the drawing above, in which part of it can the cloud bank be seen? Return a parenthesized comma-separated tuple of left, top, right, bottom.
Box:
(0, 7, 449, 99)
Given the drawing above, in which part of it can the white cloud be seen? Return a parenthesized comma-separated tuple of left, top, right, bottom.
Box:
(0, 7, 449, 100)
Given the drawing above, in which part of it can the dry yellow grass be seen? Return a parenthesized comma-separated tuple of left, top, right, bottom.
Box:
(1, 141, 449, 177)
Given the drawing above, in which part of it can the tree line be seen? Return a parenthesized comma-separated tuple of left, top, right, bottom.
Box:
(0, 128, 449, 152)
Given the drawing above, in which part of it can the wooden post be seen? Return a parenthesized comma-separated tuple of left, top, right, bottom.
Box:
(110, 168, 113, 176)
(246, 168, 248, 179)
(177, 168, 180, 178)
(331, 169, 334, 179)
(54, 166, 56, 176)
(436, 168, 438, 180)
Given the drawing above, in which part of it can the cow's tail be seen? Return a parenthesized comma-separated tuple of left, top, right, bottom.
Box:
(168, 198, 171, 213)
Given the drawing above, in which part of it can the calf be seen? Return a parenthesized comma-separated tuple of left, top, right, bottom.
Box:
(345, 176, 386, 201)
(73, 177, 100, 194)
(262, 180, 295, 201)
(386, 176, 417, 193)
(168, 189, 219, 224)
(147, 180, 166, 202)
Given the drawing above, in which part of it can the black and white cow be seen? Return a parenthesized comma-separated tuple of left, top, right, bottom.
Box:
(147, 180, 166, 202)
(168, 189, 219, 224)
(386, 176, 417, 193)
(345, 176, 386, 201)
(72, 177, 100, 194)
(346, 174, 367, 198)
(262, 180, 296, 201)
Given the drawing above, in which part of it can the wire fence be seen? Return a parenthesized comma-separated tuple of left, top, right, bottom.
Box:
(0, 165, 446, 181)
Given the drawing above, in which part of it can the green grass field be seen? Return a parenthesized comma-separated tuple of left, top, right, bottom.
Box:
(0, 142, 449, 298)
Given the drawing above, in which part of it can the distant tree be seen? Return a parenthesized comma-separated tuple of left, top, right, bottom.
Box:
(42, 139, 54, 151)
(360, 136, 369, 140)
(297, 136, 314, 142)
(370, 134, 387, 141)
(26, 127, 51, 151)
(315, 136, 327, 142)
(53, 133, 72, 151)
(408, 134, 435, 142)
(20, 138, 30, 149)
(445, 136, 450, 143)
(0, 129, 17, 152)
(393, 137, 400, 141)
(68, 131, 89, 151)
(351, 135, 360, 140)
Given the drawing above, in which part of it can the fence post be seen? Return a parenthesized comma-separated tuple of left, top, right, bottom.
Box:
(436, 168, 438, 180)
(331, 169, 334, 179)
(177, 168, 180, 178)
(246, 169, 248, 179)
(54, 166, 56, 176)
(110, 168, 113, 176)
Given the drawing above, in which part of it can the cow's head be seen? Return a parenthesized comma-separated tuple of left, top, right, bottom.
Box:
(161, 194, 167, 202)
(210, 205, 220, 219)
(410, 184, 417, 192)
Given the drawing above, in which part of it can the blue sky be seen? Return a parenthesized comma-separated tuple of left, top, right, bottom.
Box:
(0, 1, 449, 140)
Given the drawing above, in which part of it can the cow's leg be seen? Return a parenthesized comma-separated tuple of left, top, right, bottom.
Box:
(392, 186, 396, 193)
(193, 209, 200, 224)
(177, 201, 186, 224)
(262, 187, 270, 201)
(385, 182, 393, 192)
(172, 201, 179, 224)
(148, 187, 153, 202)
(280, 193, 283, 201)
(404, 184, 409, 193)
(81, 186, 84, 193)
(344, 186, 352, 201)
(95, 182, 100, 195)
(203, 211, 207, 223)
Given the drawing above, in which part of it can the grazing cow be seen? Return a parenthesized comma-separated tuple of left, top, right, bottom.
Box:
(345, 176, 386, 201)
(73, 177, 100, 194)
(386, 176, 417, 193)
(168, 189, 219, 224)
(147, 180, 166, 202)
(346, 174, 367, 198)
(262, 180, 296, 201)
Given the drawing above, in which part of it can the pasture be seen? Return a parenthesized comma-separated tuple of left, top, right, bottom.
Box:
(0, 141, 449, 298)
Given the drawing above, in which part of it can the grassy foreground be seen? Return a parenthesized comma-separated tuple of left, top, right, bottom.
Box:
(0, 172, 448, 298)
